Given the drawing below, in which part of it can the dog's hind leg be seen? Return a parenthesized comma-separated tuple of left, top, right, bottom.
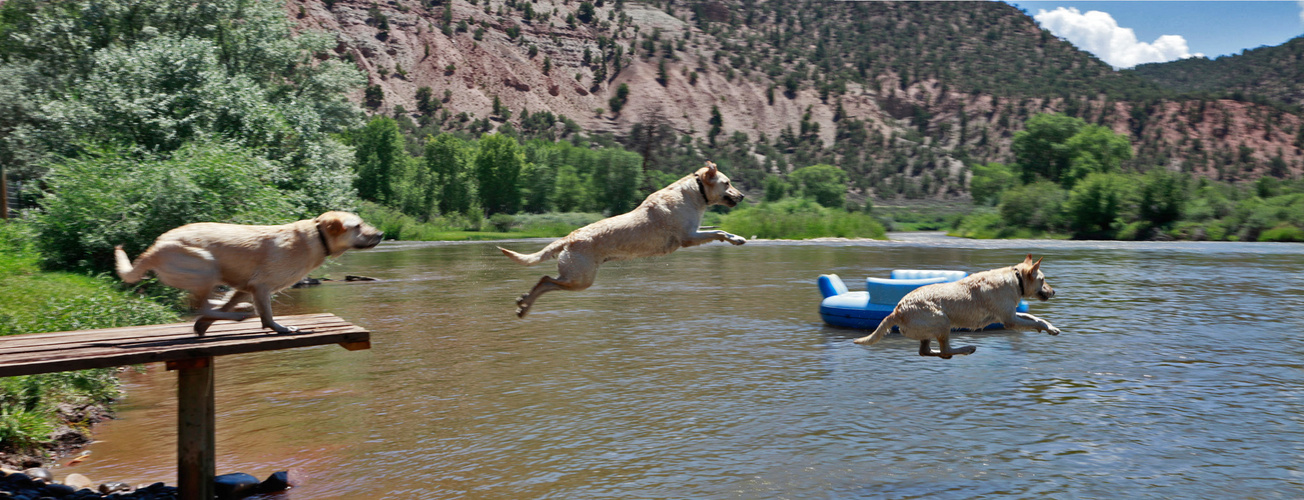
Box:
(514, 250, 596, 318)
(917, 332, 976, 359)
(194, 290, 253, 336)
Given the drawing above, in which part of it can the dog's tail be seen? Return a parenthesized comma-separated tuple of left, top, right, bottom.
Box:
(498, 239, 565, 266)
(114, 244, 157, 283)
(853, 311, 899, 346)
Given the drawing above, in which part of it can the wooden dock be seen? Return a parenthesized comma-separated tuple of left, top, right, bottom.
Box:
(0, 313, 371, 499)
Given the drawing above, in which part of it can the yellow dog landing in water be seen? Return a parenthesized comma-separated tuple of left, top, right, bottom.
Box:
(114, 212, 383, 335)
(499, 161, 747, 318)
(854, 254, 1060, 359)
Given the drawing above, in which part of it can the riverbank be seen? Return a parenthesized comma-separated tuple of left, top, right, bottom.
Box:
(0, 223, 177, 468)
(360, 198, 887, 242)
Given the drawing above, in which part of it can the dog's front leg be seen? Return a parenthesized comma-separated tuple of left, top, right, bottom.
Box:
(253, 286, 297, 333)
(1012, 312, 1060, 335)
(683, 230, 746, 248)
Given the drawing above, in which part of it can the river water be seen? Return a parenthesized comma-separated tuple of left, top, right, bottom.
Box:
(59, 234, 1304, 499)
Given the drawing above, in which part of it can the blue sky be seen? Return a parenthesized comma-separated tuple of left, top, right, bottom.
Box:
(1006, 1, 1304, 68)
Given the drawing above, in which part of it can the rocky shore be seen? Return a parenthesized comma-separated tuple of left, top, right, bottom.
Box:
(0, 468, 291, 500)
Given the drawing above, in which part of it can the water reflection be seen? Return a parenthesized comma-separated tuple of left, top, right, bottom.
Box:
(61, 234, 1304, 498)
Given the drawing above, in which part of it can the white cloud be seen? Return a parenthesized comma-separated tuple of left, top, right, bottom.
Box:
(1298, 0, 1304, 25)
(1033, 7, 1198, 69)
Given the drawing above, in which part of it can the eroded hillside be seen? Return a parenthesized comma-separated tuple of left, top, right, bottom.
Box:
(293, 0, 1304, 197)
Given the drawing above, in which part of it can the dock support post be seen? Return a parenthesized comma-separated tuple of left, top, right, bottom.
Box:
(172, 357, 215, 500)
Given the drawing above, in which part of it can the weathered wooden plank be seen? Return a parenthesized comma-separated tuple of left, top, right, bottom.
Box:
(0, 313, 342, 349)
(0, 322, 363, 360)
(0, 314, 370, 377)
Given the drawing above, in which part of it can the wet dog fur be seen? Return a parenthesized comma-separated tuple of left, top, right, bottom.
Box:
(853, 254, 1060, 358)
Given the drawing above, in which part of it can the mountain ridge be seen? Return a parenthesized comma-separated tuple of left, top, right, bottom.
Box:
(294, 0, 1304, 197)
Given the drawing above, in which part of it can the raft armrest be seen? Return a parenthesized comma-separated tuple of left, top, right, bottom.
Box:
(817, 274, 849, 298)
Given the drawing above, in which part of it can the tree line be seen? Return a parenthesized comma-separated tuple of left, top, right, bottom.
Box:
(958, 113, 1304, 241)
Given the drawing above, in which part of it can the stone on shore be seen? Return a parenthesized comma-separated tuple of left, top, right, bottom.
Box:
(258, 471, 291, 492)
(214, 473, 260, 499)
(97, 481, 131, 494)
(22, 468, 51, 483)
(63, 473, 93, 490)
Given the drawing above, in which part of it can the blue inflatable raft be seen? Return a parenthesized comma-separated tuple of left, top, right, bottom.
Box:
(817, 270, 1028, 330)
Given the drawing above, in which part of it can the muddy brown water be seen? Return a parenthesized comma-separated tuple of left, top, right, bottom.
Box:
(57, 234, 1304, 498)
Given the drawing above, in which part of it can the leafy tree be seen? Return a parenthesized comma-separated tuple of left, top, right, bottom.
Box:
(425, 133, 472, 215)
(588, 149, 644, 214)
(763, 175, 788, 202)
(1011, 113, 1083, 185)
(475, 133, 524, 214)
(553, 165, 586, 212)
(609, 83, 630, 114)
(0, 0, 363, 210)
(1063, 124, 1133, 187)
(1013, 113, 1133, 188)
(969, 162, 1015, 205)
(1065, 172, 1130, 236)
(521, 141, 560, 213)
(576, 2, 596, 23)
(789, 164, 848, 208)
(353, 117, 412, 206)
(415, 86, 436, 114)
(365, 84, 384, 108)
(708, 105, 723, 146)
(1138, 169, 1186, 228)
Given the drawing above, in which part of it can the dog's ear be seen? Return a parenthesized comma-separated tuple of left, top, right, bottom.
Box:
(321, 215, 346, 236)
(1023, 253, 1034, 266)
(1031, 256, 1043, 272)
(703, 161, 718, 180)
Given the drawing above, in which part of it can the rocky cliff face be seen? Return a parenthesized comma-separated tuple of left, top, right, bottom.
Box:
(292, 0, 1304, 195)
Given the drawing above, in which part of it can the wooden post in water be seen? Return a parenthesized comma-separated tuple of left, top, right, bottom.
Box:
(170, 357, 215, 500)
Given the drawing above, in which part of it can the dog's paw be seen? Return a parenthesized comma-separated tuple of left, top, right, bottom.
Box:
(515, 306, 530, 318)
(266, 324, 298, 334)
(958, 345, 977, 355)
(726, 234, 747, 245)
(1045, 325, 1061, 336)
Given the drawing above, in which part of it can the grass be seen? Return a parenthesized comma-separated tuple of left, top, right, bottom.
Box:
(873, 200, 975, 232)
(357, 202, 603, 241)
(947, 209, 1072, 240)
(719, 198, 887, 240)
(0, 221, 178, 456)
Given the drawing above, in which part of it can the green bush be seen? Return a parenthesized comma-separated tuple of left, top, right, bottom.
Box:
(950, 210, 1004, 239)
(719, 198, 886, 240)
(1259, 224, 1304, 242)
(998, 180, 1067, 232)
(0, 222, 177, 454)
(1066, 172, 1132, 237)
(33, 142, 299, 274)
(488, 213, 516, 232)
(788, 164, 849, 208)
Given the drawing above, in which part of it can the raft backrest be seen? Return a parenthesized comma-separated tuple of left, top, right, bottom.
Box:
(817, 274, 848, 298)
(866, 276, 949, 305)
(890, 269, 968, 282)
